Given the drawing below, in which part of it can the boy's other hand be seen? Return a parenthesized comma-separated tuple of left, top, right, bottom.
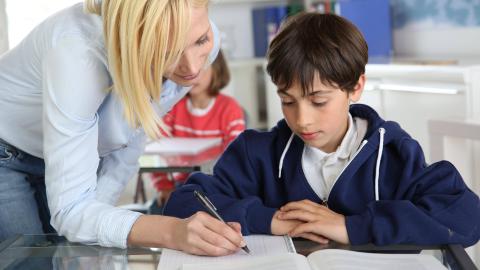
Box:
(271, 210, 304, 235)
(278, 200, 349, 244)
(272, 209, 329, 244)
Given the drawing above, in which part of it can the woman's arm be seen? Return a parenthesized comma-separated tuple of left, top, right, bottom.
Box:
(43, 36, 142, 248)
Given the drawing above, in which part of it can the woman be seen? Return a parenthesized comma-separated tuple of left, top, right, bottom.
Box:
(0, 0, 245, 256)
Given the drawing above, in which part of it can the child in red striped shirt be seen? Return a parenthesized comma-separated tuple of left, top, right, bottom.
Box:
(150, 50, 245, 213)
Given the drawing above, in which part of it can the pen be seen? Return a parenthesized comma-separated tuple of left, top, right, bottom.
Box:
(194, 190, 251, 254)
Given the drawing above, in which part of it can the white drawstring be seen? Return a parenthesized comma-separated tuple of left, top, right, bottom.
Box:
(278, 126, 386, 201)
(374, 128, 386, 201)
(278, 133, 295, 179)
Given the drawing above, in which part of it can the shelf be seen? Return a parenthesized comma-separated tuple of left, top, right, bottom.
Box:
(364, 81, 465, 95)
(366, 64, 467, 76)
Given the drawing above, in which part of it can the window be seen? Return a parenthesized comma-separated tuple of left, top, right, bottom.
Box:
(6, 0, 80, 48)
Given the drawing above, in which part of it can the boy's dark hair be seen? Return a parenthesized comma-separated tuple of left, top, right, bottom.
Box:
(266, 12, 368, 95)
(208, 50, 230, 96)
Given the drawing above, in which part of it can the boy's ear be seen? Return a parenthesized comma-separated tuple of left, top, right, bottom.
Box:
(349, 74, 366, 103)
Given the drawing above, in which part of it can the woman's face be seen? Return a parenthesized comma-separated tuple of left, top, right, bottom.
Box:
(165, 7, 213, 87)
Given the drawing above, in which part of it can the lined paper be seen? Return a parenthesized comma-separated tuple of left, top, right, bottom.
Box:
(157, 235, 294, 270)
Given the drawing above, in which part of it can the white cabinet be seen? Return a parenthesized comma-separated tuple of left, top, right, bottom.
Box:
(361, 64, 479, 163)
(265, 64, 480, 162)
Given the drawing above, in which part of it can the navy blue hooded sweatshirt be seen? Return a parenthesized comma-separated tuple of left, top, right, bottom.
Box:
(164, 104, 480, 246)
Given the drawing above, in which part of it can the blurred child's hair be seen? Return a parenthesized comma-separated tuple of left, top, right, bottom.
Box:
(207, 50, 230, 96)
(266, 12, 368, 95)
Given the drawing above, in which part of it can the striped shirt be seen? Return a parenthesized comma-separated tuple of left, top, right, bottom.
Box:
(152, 94, 245, 191)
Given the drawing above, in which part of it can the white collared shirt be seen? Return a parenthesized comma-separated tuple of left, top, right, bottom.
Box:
(302, 114, 368, 201)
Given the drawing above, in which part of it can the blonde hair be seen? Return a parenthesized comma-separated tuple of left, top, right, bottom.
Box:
(85, 0, 209, 138)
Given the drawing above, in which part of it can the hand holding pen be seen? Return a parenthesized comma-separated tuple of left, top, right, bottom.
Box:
(194, 190, 251, 254)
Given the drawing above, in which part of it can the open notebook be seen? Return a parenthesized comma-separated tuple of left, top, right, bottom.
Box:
(158, 235, 295, 270)
(158, 235, 447, 270)
(144, 137, 222, 155)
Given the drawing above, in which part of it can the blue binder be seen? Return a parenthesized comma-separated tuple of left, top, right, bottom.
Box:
(339, 0, 392, 60)
(252, 6, 288, 57)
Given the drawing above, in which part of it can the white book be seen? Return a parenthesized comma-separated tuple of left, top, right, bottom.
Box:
(158, 235, 447, 270)
(144, 137, 222, 155)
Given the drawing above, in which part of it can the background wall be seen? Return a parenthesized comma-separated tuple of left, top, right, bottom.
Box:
(5, 0, 79, 48)
(391, 0, 480, 59)
(0, 0, 8, 54)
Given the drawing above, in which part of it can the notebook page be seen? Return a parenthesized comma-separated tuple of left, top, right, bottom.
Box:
(157, 235, 294, 270)
(307, 249, 447, 270)
(182, 253, 310, 270)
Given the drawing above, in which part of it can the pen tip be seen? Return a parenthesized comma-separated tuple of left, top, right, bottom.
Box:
(242, 246, 251, 254)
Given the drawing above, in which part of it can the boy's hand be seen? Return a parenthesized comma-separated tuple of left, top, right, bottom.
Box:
(271, 209, 329, 244)
(271, 210, 303, 235)
(278, 200, 349, 244)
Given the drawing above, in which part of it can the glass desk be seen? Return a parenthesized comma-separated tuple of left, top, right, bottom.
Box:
(0, 234, 476, 270)
(0, 234, 161, 270)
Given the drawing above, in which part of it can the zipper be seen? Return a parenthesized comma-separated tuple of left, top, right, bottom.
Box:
(321, 199, 329, 208)
(325, 139, 368, 204)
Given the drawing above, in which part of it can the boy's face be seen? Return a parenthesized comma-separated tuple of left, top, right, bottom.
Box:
(278, 75, 365, 153)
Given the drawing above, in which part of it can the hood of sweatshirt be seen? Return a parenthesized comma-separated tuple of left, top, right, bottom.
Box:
(273, 103, 413, 202)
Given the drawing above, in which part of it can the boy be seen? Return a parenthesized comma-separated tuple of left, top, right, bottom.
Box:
(164, 13, 480, 246)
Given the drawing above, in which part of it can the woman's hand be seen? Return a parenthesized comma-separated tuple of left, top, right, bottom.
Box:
(278, 200, 349, 244)
(128, 213, 246, 256)
(169, 212, 246, 256)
